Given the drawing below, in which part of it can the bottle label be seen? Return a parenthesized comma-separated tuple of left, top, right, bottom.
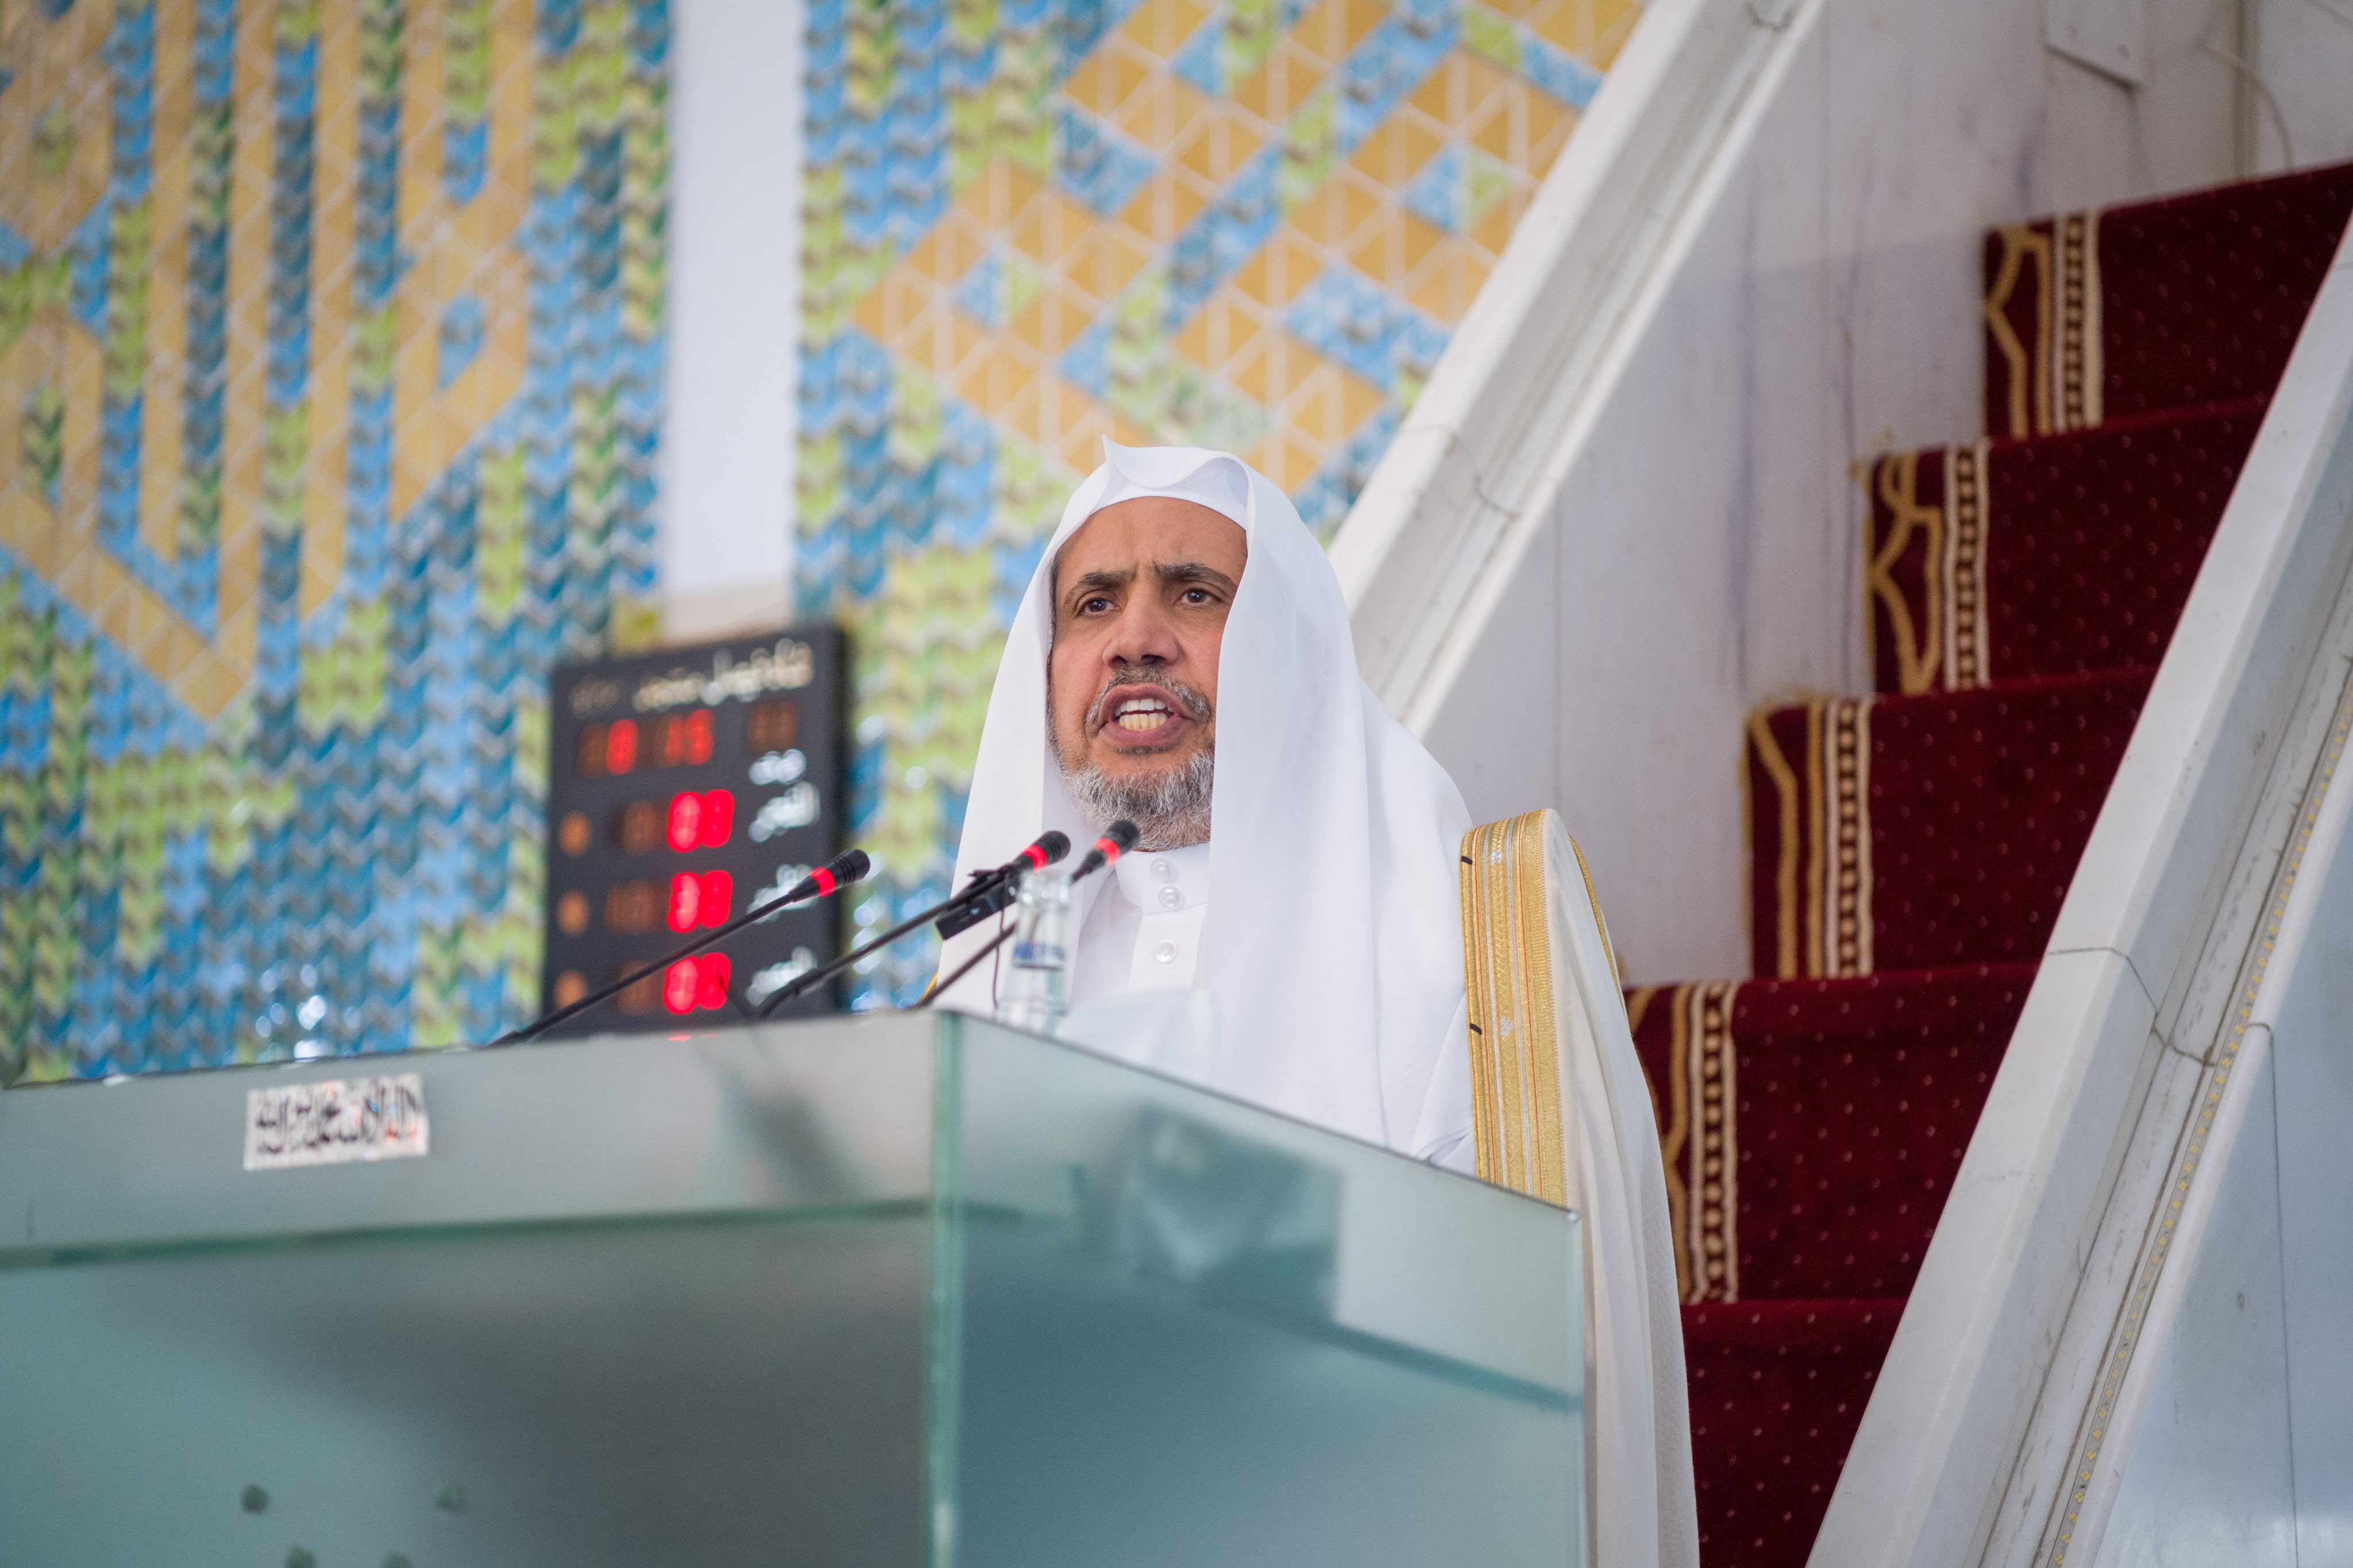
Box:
(1010, 941, 1066, 970)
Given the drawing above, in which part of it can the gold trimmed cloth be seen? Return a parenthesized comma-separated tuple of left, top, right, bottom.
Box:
(1460, 809, 1700, 1568)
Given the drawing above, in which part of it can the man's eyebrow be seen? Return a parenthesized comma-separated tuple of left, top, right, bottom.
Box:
(1152, 560, 1237, 592)
(1062, 566, 1133, 606)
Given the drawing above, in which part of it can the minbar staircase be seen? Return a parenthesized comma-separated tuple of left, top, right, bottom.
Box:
(1626, 160, 2353, 1567)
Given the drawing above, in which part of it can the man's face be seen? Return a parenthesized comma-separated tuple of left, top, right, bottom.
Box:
(1048, 496, 1246, 804)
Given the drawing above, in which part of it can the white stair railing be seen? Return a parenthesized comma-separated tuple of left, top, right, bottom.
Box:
(1812, 223, 2353, 1568)
(1330, 0, 1811, 729)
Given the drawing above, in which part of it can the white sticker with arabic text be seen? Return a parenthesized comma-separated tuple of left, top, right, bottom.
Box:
(244, 1074, 429, 1171)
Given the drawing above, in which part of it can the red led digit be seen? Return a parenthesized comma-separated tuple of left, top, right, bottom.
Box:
(697, 870, 731, 927)
(607, 718, 639, 774)
(662, 959, 697, 1015)
(695, 952, 731, 1010)
(667, 791, 702, 852)
(699, 789, 734, 848)
(668, 872, 700, 932)
(684, 708, 714, 764)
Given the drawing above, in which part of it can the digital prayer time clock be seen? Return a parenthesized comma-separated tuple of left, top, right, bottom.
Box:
(539, 629, 847, 1034)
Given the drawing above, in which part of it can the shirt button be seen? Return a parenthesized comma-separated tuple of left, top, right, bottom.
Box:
(1154, 940, 1179, 964)
(1158, 885, 1183, 910)
(1154, 859, 1176, 882)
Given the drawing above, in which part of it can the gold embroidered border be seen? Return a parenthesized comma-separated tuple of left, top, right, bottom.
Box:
(1684, 979, 1739, 1302)
(1984, 213, 2102, 437)
(1868, 451, 1946, 694)
(1515, 813, 1568, 1204)
(1750, 698, 1876, 980)
(1459, 813, 1569, 1205)
(1804, 700, 1829, 978)
(1984, 223, 2054, 438)
(1796, 697, 1877, 979)
(1804, 698, 1874, 978)
(2052, 210, 2104, 433)
(1942, 439, 1993, 690)
(1827, 698, 1874, 976)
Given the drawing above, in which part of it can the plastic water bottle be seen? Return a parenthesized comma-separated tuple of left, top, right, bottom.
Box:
(994, 870, 1074, 1037)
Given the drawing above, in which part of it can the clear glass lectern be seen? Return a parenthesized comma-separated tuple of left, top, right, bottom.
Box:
(0, 1014, 1584, 1567)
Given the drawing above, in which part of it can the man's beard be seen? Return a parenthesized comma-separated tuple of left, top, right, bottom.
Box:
(1064, 747, 1214, 851)
(1052, 667, 1216, 851)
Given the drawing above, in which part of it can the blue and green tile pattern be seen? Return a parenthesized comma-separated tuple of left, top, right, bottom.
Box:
(0, 0, 669, 1081)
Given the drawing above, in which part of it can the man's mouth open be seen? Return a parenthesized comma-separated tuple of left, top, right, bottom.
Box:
(1111, 694, 1176, 735)
(1096, 685, 1195, 743)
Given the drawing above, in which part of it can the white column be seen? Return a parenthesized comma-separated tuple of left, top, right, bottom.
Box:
(659, 0, 803, 642)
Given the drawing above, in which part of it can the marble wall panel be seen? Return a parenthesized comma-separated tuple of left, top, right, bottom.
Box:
(1423, 0, 2256, 983)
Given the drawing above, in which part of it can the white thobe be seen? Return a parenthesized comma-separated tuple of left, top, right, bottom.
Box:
(1063, 839, 1479, 1175)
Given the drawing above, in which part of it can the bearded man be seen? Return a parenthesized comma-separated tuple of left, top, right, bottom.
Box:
(934, 442, 1477, 1172)
(934, 443, 1700, 1568)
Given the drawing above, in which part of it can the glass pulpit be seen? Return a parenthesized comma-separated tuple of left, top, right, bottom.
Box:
(0, 1014, 1585, 1567)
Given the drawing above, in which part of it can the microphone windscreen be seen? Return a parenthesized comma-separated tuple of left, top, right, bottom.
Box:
(1069, 820, 1144, 883)
(1033, 830, 1071, 866)
(826, 848, 873, 887)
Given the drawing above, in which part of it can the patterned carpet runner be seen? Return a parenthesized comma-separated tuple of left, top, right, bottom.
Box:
(1634, 159, 2353, 1567)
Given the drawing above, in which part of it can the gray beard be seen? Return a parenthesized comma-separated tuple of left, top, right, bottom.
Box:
(1059, 746, 1214, 851)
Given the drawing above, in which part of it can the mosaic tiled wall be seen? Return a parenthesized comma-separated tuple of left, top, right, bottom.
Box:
(797, 0, 1638, 1001)
(0, 0, 669, 1082)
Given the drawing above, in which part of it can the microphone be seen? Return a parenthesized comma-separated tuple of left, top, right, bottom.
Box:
(1069, 820, 1141, 880)
(1006, 829, 1073, 879)
(494, 847, 871, 1046)
(935, 831, 1072, 939)
(772, 848, 871, 909)
(759, 832, 1077, 1017)
(920, 820, 1138, 1006)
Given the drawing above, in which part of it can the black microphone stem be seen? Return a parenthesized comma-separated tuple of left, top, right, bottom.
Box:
(755, 837, 1068, 1018)
(919, 921, 1014, 1007)
(757, 891, 961, 1018)
(917, 821, 1135, 1011)
(497, 878, 842, 1048)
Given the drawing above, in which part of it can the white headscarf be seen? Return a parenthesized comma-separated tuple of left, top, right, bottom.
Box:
(936, 442, 1471, 1151)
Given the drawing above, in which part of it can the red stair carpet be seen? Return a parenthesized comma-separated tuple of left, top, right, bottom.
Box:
(1627, 159, 2353, 1568)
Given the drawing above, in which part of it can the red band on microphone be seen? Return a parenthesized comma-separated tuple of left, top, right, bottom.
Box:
(812, 867, 838, 897)
(1022, 844, 1048, 870)
(1094, 834, 1124, 866)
